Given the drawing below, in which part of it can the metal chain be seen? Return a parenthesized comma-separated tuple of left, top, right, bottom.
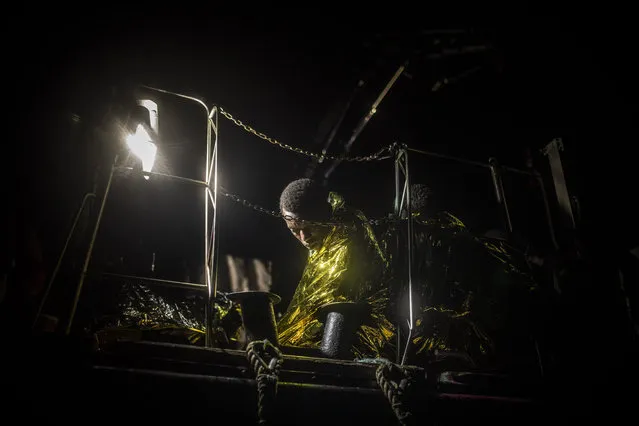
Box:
(219, 190, 284, 220)
(219, 107, 394, 162)
(219, 188, 400, 227)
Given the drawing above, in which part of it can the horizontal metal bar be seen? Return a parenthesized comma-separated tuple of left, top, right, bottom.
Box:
(92, 365, 535, 405)
(408, 147, 489, 168)
(100, 272, 208, 291)
(139, 85, 211, 117)
(501, 165, 540, 177)
(97, 340, 387, 381)
(116, 167, 209, 187)
(436, 393, 535, 405)
(407, 147, 538, 177)
(93, 365, 255, 385)
(92, 365, 380, 395)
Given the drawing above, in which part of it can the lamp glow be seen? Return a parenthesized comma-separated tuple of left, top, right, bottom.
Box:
(126, 124, 157, 179)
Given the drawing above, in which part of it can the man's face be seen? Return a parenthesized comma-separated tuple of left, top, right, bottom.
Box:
(282, 209, 328, 250)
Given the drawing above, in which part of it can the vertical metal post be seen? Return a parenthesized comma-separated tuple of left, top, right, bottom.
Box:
(204, 107, 212, 347)
(205, 107, 219, 347)
(393, 145, 415, 365)
(535, 175, 560, 251)
(212, 108, 219, 300)
(66, 156, 118, 334)
(401, 148, 414, 365)
(394, 146, 401, 216)
(489, 157, 513, 234)
(393, 146, 402, 363)
(542, 138, 576, 230)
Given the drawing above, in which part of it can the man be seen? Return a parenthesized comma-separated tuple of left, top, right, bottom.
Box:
(276, 178, 395, 358)
(396, 184, 540, 373)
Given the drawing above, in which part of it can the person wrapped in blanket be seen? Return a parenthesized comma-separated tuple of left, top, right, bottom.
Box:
(276, 178, 395, 359)
(391, 184, 541, 374)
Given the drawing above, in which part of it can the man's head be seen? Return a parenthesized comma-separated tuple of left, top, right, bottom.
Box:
(280, 178, 332, 250)
(410, 184, 433, 216)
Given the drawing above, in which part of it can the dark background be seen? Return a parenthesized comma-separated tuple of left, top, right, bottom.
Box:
(0, 10, 638, 420)
(4, 10, 639, 316)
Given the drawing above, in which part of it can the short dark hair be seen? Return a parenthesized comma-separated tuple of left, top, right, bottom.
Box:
(279, 178, 331, 221)
(410, 184, 432, 213)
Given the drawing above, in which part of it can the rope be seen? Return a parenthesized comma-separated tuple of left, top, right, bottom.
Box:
(246, 339, 283, 425)
(375, 361, 415, 426)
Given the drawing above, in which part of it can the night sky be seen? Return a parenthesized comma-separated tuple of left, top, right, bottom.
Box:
(7, 11, 639, 307)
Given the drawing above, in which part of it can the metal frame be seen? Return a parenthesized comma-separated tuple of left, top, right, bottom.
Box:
(50, 82, 573, 368)
(488, 157, 513, 234)
(394, 141, 577, 373)
(542, 138, 577, 232)
(407, 146, 560, 250)
(393, 144, 415, 365)
(388, 140, 567, 365)
(62, 86, 221, 347)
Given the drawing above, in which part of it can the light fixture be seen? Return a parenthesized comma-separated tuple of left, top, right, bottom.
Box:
(63, 88, 220, 344)
(126, 123, 157, 179)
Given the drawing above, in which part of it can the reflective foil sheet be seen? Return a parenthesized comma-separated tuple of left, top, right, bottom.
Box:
(277, 192, 395, 358)
(396, 212, 539, 370)
(93, 279, 242, 348)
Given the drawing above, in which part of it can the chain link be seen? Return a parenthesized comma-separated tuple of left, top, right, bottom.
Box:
(219, 188, 400, 227)
(219, 107, 394, 162)
(220, 190, 283, 220)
